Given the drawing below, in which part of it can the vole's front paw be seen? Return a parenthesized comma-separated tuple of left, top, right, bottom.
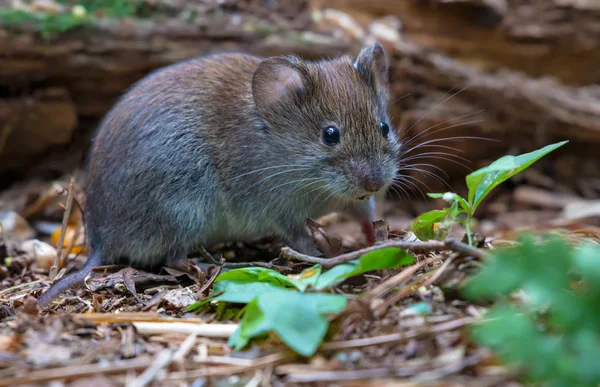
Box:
(165, 254, 193, 272)
(289, 235, 323, 257)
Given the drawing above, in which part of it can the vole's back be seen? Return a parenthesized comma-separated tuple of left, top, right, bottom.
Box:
(85, 53, 262, 268)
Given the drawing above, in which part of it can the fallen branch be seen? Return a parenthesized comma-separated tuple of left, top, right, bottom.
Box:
(281, 238, 487, 269)
(0, 357, 154, 387)
(320, 316, 474, 352)
(132, 322, 238, 338)
(128, 349, 173, 387)
(50, 176, 75, 281)
(166, 352, 295, 381)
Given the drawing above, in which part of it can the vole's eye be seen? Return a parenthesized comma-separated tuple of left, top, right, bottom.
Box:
(380, 122, 390, 137)
(323, 126, 340, 146)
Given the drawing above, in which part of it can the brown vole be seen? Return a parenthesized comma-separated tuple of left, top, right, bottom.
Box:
(38, 42, 401, 307)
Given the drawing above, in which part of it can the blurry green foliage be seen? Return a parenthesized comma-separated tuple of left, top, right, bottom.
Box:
(0, 0, 152, 39)
(463, 234, 600, 386)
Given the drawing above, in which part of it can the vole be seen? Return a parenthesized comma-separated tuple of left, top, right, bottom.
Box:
(37, 42, 401, 307)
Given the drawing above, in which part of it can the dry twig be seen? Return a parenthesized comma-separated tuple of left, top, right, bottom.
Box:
(50, 176, 76, 281)
(0, 357, 154, 387)
(132, 322, 238, 337)
(281, 238, 487, 269)
(320, 317, 474, 352)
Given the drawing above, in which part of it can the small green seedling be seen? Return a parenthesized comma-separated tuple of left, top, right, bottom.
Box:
(411, 141, 568, 245)
(463, 234, 600, 386)
(188, 247, 415, 356)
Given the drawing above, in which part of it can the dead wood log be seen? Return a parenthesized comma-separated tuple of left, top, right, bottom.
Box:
(359, 17, 600, 191)
(0, 11, 354, 173)
(0, 88, 77, 171)
(316, 0, 600, 85)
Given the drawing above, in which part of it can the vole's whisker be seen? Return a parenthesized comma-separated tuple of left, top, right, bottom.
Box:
(399, 154, 472, 171)
(400, 84, 471, 137)
(400, 151, 470, 163)
(392, 92, 413, 104)
(300, 181, 329, 200)
(402, 162, 450, 180)
(222, 164, 311, 184)
(389, 184, 408, 201)
(401, 121, 485, 155)
(288, 179, 328, 198)
(400, 120, 484, 155)
(402, 110, 485, 147)
(395, 178, 425, 200)
(400, 135, 496, 157)
(395, 173, 435, 196)
(398, 144, 465, 156)
(399, 166, 448, 187)
(248, 168, 312, 188)
(262, 177, 323, 195)
(397, 166, 450, 190)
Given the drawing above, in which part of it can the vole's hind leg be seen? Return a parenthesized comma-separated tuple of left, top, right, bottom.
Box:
(347, 196, 376, 246)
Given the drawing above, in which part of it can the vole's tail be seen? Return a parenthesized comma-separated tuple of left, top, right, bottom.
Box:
(37, 250, 102, 308)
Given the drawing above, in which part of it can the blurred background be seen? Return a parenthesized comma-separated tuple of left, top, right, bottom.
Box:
(0, 0, 598, 244)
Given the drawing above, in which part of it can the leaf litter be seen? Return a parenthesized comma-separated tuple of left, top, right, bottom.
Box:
(0, 153, 599, 386)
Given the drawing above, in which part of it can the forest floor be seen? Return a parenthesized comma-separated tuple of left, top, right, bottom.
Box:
(1, 170, 598, 387)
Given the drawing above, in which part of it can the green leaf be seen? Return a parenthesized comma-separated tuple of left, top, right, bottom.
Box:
(427, 192, 469, 212)
(401, 302, 432, 316)
(411, 209, 448, 241)
(228, 298, 270, 350)
(427, 193, 444, 199)
(214, 267, 296, 288)
(573, 243, 600, 286)
(186, 298, 213, 312)
(315, 248, 415, 290)
(285, 265, 322, 292)
(229, 289, 347, 356)
(214, 265, 323, 292)
(212, 281, 286, 304)
(466, 141, 568, 213)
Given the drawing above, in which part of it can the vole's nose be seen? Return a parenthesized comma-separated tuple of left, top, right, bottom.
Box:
(350, 159, 386, 193)
(362, 178, 384, 193)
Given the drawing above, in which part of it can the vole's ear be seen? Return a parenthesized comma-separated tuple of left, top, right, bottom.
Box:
(252, 57, 306, 116)
(353, 42, 389, 91)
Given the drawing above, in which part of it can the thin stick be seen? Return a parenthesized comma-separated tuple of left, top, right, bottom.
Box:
(172, 333, 198, 363)
(281, 238, 487, 269)
(282, 368, 393, 383)
(200, 247, 220, 265)
(221, 261, 287, 270)
(420, 255, 455, 289)
(0, 279, 43, 296)
(132, 322, 238, 338)
(197, 265, 222, 298)
(63, 225, 82, 262)
(50, 176, 76, 281)
(367, 256, 443, 300)
(128, 349, 173, 387)
(0, 357, 154, 387)
(167, 352, 295, 381)
(444, 238, 487, 259)
(373, 259, 452, 316)
(320, 317, 473, 352)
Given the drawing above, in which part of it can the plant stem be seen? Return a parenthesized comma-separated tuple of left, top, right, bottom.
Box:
(465, 216, 473, 246)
